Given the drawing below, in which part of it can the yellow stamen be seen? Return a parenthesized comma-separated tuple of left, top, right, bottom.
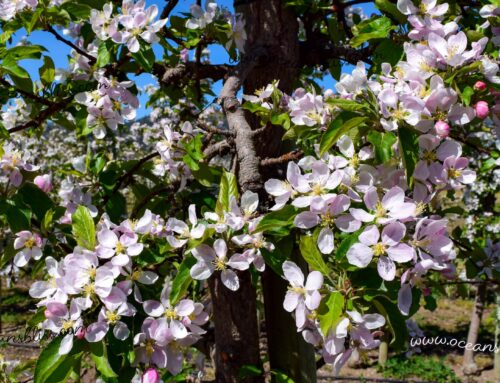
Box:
(447, 168, 461, 179)
(372, 242, 386, 257)
(105, 310, 121, 324)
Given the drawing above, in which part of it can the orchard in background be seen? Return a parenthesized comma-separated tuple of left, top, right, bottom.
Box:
(0, 0, 499, 382)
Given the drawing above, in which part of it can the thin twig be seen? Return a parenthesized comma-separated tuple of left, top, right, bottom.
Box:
(7, 97, 73, 133)
(197, 121, 234, 136)
(131, 184, 178, 218)
(102, 152, 160, 205)
(46, 25, 96, 64)
(160, 0, 180, 19)
(0, 78, 52, 106)
(260, 150, 304, 166)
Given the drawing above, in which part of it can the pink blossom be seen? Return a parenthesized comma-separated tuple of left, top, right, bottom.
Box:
(190, 239, 250, 291)
(347, 223, 415, 281)
(34, 174, 53, 192)
(13, 231, 43, 267)
(142, 368, 161, 383)
(349, 186, 416, 225)
(474, 101, 489, 119)
(294, 194, 359, 254)
(434, 120, 449, 138)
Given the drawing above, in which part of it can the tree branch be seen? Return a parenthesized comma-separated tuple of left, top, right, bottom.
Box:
(203, 139, 233, 161)
(0, 78, 53, 106)
(46, 25, 96, 64)
(153, 62, 231, 87)
(160, 0, 179, 19)
(7, 97, 73, 133)
(260, 150, 304, 167)
(131, 184, 178, 219)
(218, 49, 266, 192)
(197, 121, 234, 137)
(102, 152, 160, 205)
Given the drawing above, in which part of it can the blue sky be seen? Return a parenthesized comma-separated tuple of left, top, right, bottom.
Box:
(9, 0, 377, 118)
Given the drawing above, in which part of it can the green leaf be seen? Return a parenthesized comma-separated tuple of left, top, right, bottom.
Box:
(170, 256, 196, 304)
(367, 130, 397, 163)
(317, 291, 345, 336)
(335, 228, 363, 261)
(371, 39, 404, 74)
(329, 59, 342, 81)
(131, 44, 155, 71)
(320, 113, 367, 156)
(461, 85, 474, 106)
(41, 208, 55, 235)
(216, 171, 238, 215)
(6, 45, 46, 60)
(326, 98, 368, 112)
(71, 206, 96, 250)
(374, 0, 406, 23)
(97, 41, 112, 67)
(255, 205, 298, 237)
(398, 127, 419, 188)
(5, 203, 31, 232)
(350, 16, 396, 47)
(17, 183, 55, 220)
(39, 56, 55, 85)
(271, 370, 295, 383)
(61, 2, 92, 19)
(2, 58, 30, 78)
(299, 234, 330, 275)
(372, 295, 409, 351)
(89, 341, 117, 378)
(261, 236, 293, 276)
(0, 122, 9, 139)
(239, 365, 263, 379)
(34, 336, 83, 383)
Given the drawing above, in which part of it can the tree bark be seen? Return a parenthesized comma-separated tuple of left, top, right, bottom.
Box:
(208, 271, 262, 383)
(463, 282, 487, 376)
(234, 1, 317, 382)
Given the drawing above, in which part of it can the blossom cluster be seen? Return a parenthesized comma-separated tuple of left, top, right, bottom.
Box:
(189, 190, 274, 290)
(75, 71, 140, 139)
(27, 209, 209, 377)
(282, 261, 386, 373)
(185, 2, 247, 53)
(265, 136, 456, 311)
(0, 141, 38, 187)
(152, 122, 194, 189)
(90, 1, 167, 53)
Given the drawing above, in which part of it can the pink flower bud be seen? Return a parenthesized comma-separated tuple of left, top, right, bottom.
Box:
(34, 174, 52, 193)
(142, 368, 161, 383)
(474, 81, 487, 91)
(475, 101, 489, 119)
(75, 327, 86, 340)
(434, 120, 450, 138)
(422, 287, 431, 297)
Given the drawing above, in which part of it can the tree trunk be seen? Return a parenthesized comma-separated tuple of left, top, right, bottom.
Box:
(235, 1, 317, 382)
(494, 289, 500, 380)
(208, 271, 262, 383)
(463, 282, 487, 376)
(262, 255, 317, 382)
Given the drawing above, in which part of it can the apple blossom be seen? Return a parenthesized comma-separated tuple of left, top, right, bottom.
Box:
(13, 231, 43, 267)
(475, 101, 489, 119)
(34, 174, 53, 192)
